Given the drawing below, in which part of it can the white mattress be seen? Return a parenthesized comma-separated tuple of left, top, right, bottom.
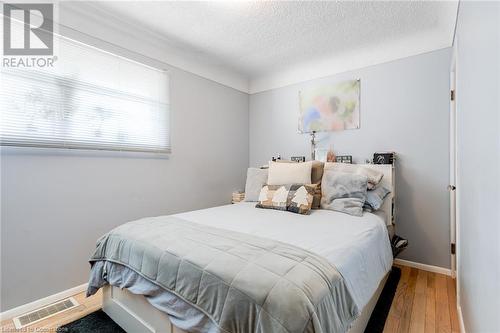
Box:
(175, 203, 393, 310)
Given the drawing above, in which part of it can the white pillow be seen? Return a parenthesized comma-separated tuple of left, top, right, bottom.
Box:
(267, 161, 312, 185)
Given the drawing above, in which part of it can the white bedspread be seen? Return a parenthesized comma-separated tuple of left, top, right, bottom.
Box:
(175, 203, 393, 310)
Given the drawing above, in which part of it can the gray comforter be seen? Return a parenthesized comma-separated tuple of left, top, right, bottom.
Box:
(87, 216, 359, 333)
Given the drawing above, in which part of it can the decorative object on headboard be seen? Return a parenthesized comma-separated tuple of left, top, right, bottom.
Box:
(373, 152, 396, 165)
(326, 147, 336, 162)
(298, 79, 360, 133)
(336, 155, 353, 164)
(314, 148, 328, 162)
(310, 131, 317, 160)
(271, 154, 282, 162)
(291, 156, 306, 162)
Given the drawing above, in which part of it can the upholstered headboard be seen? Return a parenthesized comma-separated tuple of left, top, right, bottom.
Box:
(359, 164, 395, 226)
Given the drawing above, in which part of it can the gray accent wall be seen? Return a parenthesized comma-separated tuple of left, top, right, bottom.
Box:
(249, 48, 452, 268)
(0, 64, 249, 311)
(456, 2, 500, 332)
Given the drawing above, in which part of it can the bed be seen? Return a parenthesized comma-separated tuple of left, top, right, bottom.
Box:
(87, 164, 394, 333)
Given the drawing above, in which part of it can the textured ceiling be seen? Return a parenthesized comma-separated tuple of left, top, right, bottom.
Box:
(87, 1, 458, 92)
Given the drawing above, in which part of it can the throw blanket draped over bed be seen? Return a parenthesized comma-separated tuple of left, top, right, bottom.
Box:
(87, 216, 359, 333)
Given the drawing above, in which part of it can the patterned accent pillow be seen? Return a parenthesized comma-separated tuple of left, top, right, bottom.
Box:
(256, 184, 316, 215)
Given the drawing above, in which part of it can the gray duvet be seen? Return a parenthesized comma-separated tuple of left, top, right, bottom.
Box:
(87, 216, 359, 333)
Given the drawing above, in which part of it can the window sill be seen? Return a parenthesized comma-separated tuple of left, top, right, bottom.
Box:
(0, 145, 171, 159)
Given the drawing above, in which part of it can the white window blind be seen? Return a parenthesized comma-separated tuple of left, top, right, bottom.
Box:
(1, 34, 170, 153)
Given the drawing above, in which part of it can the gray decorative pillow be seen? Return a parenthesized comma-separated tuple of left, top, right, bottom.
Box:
(321, 170, 368, 216)
(244, 168, 268, 202)
(364, 185, 391, 211)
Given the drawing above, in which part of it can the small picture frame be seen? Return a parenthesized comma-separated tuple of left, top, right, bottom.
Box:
(335, 155, 352, 164)
(290, 156, 306, 162)
(373, 152, 395, 165)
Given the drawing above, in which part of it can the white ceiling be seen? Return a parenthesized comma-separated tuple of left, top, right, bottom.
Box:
(82, 1, 458, 93)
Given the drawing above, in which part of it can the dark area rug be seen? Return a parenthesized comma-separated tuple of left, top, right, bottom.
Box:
(59, 267, 401, 333)
(57, 310, 124, 333)
(364, 266, 402, 333)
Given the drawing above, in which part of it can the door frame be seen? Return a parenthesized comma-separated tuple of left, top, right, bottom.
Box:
(450, 40, 460, 308)
(450, 65, 457, 279)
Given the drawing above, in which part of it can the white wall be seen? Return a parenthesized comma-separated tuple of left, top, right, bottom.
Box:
(455, 2, 500, 332)
(249, 48, 452, 268)
(0, 11, 249, 311)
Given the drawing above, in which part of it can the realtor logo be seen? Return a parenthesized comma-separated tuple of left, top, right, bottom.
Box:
(3, 3, 54, 56)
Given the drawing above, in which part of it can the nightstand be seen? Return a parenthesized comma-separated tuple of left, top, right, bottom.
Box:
(232, 191, 245, 204)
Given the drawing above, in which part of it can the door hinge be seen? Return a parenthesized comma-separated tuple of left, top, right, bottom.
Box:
(451, 243, 456, 255)
(451, 90, 455, 101)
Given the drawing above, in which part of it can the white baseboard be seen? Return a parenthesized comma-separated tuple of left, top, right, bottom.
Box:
(457, 305, 466, 333)
(394, 258, 452, 276)
(0, 283, 88, 321)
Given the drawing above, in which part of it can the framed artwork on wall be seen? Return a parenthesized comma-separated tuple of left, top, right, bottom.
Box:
(299, 79, 360, 133)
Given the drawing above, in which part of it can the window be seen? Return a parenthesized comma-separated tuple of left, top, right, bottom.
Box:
(1, 34, 170, 153)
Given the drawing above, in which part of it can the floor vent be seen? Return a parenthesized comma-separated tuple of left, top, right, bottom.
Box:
(13, 297, 79, 329)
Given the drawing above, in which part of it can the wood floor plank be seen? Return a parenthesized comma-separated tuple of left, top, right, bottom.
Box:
(398, 267, 419, 333)
(435, 274, 452, 333)
(384, 266, 408, 332)
(425, 272, 437, 333)
(415, 270, 428, 294)
(447, 277, 460, 333)
(389, 266, 411, 320)
(409, 270, 427, 333)
(401, 265, 412, 282)
(384, 314, 401, 333)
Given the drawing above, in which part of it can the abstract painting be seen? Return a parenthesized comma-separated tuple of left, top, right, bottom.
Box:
(299, 80, 360, 133)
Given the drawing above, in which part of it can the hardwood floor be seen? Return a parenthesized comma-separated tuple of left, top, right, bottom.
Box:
(384, 265, 460, 333)
(1, 266, 459, 333)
